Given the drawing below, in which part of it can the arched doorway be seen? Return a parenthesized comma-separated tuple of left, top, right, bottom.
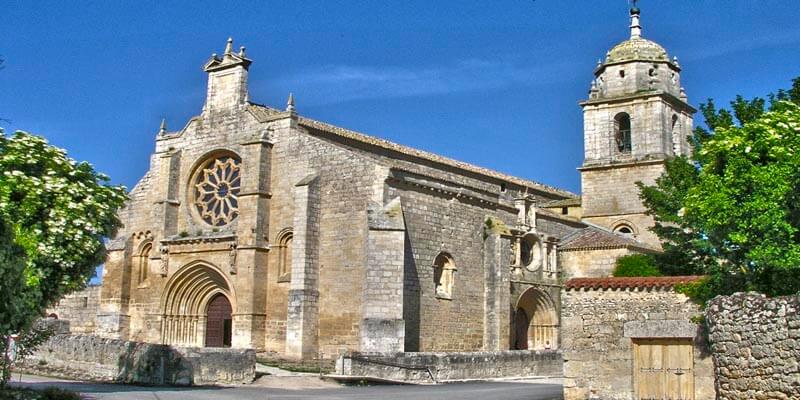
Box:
(205, 294, 232, 348)
(160, 262, 234, 347)
(512, 287, 558, 350)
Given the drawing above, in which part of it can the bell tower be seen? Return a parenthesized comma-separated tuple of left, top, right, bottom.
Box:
(579, 5, 695, 247)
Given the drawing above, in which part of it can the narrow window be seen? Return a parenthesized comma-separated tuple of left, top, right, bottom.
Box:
(277, 231, 293, 282)
(561, 207, 568, 215)
(138, 243, 151, 284)
(433, 253, 456, 300)
(614, 112, 632, 153)
(619, 69, 625, 78)
(671, 114, 680, 155)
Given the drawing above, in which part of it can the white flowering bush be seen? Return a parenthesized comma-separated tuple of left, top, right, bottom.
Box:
(0, 130, 126, 355)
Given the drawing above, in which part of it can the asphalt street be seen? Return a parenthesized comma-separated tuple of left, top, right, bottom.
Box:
(12, 374, 564, 400)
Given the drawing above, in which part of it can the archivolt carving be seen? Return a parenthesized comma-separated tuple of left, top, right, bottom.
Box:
(514, 287, 559, 350)
(160, 262, 234, 346)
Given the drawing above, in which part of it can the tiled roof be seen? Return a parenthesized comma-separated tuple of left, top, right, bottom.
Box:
(559, 225, 654, 252)
(246, 103, 579, 199)
(565, 275, 704, 290)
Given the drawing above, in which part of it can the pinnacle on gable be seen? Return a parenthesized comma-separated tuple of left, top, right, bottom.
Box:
(286, 93, 296, 113)
(203, 37, 252, 73)
(159, 118, 167, 135)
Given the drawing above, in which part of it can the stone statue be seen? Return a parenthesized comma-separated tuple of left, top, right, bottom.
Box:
(229, 241, 238, 274)
(159, 244, 169, 276)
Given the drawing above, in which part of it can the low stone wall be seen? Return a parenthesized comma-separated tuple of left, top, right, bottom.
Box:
(335, 350, 562, 383)
(18, 334, 255, 386)
(46, 286, 101, 334)
(706, 292, 800, 400)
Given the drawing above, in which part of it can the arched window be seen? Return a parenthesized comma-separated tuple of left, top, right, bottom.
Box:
(614, 223, 635, 238)
(277, 231, 293, 282)
(433, 253, 456, 300)
(138, 243, 151, 284)
(615, 112, 632, 153)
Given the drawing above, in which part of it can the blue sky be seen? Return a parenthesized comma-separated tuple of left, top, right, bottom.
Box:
(1, 0, 799, 196)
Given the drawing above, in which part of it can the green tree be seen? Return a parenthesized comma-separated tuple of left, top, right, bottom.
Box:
(639, 78, 800, 303)
(0, 130, 127, 384)
(612, 254, 661, 277)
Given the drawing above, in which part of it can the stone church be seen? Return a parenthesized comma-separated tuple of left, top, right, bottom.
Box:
(69, 6, 692, 361)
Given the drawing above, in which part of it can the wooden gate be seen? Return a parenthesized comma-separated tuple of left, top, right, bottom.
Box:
(205, 294, 232, 348)
(633, 339, 694, 400)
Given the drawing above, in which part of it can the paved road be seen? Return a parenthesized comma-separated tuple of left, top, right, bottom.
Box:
(12, 374, 564, 400)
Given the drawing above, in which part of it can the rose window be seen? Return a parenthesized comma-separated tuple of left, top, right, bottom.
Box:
(193, 156, 241, 226)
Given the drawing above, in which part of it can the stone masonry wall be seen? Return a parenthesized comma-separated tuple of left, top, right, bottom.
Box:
(559, 247, 630, 279)
(47, 285, 101, 334)
(562, 287, 714, 400)
(706, 292, 800, 400)
(335, 350, 562, 383)
(20, 334, 255, 386)
(580, 162, 664, 247)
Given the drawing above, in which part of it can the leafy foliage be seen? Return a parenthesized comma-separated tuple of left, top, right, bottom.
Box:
(0, 217, 27, 387)
(612, 254, 661, 277)
(0, 130, 127, 385)
(639, 77, 800, 303)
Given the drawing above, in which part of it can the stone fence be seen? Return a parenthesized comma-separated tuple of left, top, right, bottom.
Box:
(46, 285, 101, 334)
(706, 292, 800, 400)
(335, 350, 562, 383)
(18, 334, 255, 386)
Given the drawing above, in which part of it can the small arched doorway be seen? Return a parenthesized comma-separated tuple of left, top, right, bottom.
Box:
(512, 287, 559, 350)
(205, 294, 232, 348)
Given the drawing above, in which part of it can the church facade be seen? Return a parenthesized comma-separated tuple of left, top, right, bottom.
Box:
(84, 7, 691, 361)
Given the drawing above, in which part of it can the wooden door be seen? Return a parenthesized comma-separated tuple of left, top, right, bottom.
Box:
(633, 339, 694, 400)
(205, 294, 232, 348)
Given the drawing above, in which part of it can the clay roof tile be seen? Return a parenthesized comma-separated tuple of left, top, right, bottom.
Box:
(564, 275, 705, 291)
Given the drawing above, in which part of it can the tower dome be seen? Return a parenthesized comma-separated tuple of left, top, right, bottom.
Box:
(602, 6, 672, 67)
(605, 37, 669, 65)
(589, 5, 683, 100)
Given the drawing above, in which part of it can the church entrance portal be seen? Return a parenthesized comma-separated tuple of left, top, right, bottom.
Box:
(205, 294, 232, 347)
(512, 287, 558, 350)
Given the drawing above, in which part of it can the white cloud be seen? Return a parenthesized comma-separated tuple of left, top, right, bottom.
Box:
(264, 57, 576, 105)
